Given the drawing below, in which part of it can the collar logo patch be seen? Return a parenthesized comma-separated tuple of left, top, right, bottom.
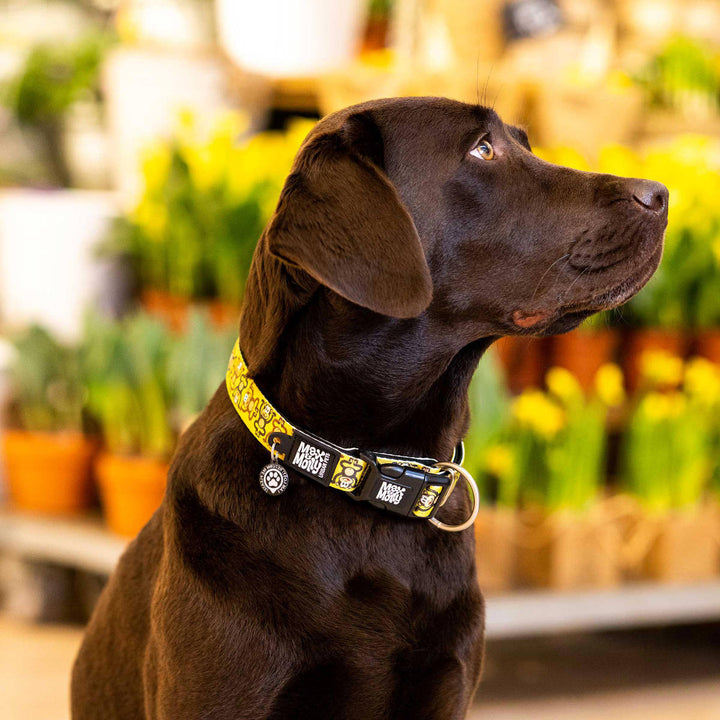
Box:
(375, 481, 407, 506)
(292, 440, 331, 478)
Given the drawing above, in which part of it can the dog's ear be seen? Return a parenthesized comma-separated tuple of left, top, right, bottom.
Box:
(265, 112, 432, 318)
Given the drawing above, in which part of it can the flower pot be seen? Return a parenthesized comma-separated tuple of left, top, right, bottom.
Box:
(141, 289, 191, 333)
(208, 299, 239, 330)
(474, 507, 517, 594)
(216, 0, 367, 77)
(641, 505, 720, 583)
(3, 431, 94, 514)
(696, 330, 720, 365)
(622, 328, 687, 393)
(517, 508, 622, 590)
(96, 453, 169, 537)
(495, 337, 548, 393)
(551, 329, 619, 393)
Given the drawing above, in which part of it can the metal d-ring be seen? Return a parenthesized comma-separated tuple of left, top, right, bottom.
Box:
(270, 438, 280, 463)
(429, 462, 480, 533)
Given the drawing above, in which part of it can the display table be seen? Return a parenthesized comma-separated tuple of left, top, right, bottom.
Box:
(2, 509, 720, 638)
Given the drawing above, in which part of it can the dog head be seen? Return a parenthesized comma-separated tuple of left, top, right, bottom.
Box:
(255, 97, 667, 355)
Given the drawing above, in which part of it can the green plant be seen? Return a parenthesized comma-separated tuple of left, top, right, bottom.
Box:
(635, 36, 720, 118)
(122, 112, 312, 304)
(621, 354, 719, 511)
(84, 313, 174, 458)
(167, 310, 237, 428)
(494, 365, 621, 513)
(1, 35, 107, 186)
(10, 326, 85, 433)
(463, 348, 513, 503)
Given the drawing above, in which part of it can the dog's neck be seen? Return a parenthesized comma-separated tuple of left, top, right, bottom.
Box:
(238, 249, 494, 461)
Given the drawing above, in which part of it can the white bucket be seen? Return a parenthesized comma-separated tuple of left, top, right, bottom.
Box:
(216, 0, 367, 77)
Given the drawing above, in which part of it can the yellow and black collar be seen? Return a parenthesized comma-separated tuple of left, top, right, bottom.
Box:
(226, 339, 477, 528)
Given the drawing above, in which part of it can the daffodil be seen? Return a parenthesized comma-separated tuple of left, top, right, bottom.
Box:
(512, 390, 565, 438)
(684, 357, 720, 404)
(546, 367, 582, 404)
(595, 363, 626, 407)
(639, 350, 684, 388)
(483, 444, 514, 477)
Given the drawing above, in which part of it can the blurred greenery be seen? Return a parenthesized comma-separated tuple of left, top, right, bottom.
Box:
(113, 112, 312, 304)
(635, 36, 720, 118)
(11, 325, 85, 433)
(1, 34, 110, 186)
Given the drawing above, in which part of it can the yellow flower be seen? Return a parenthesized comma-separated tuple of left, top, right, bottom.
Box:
(639, 350, 684, 388)
(483, 444, 514, 477)
(546, 367, 582, 404)
(641, 391, 686, 422)
(684, 357, 720, 404)
(512, 391, 565, 438)
(595, 363, 626, 406)
(139, 143, 171, 193)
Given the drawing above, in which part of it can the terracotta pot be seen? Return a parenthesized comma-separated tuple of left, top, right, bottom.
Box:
(141, 289, 191, 333)
(474, 507, 517, 595)
(208, 299, 239, 329)
(551, 329, 619, 393)
(696, 330, 720, 365)
(3, 431, 94, 514)
(517, 508, 622, 591)
(495, 337, 548, 394)
(362, 16, 389, 51)
(96, 453, 169, 537)
(642, 505, 720, 583)
(622, 329, 687, 393)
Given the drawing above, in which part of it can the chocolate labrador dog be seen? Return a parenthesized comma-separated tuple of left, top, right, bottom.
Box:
(72, 97, 667, 719)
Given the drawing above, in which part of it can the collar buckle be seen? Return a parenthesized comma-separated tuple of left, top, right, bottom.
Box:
(353, 453, 453, 518)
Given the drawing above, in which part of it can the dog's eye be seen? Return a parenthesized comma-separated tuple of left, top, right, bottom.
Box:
(470, 139, 494, 161)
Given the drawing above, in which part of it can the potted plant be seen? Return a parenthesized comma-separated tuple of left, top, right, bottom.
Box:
(115, 112, 307, 329)
(622, 137, 720, 384)
(494, 336, 548, 394)
(621, 354, 720, 582)
(514, 365, 623, 590)
(3, 326, 94, 514)
(551, 312, 618, 393)
(84, 313, 174, 536)
(1, 35, 107, 188)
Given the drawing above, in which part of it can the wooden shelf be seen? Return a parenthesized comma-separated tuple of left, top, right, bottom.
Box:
(0, 510, 126, 575)
(2, 510, 720, 638)
(485, 582, 720, 639)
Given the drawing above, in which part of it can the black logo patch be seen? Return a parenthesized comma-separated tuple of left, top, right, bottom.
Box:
(291, 440, 331, 479)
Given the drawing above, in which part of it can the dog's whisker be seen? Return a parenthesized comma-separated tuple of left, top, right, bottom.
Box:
(530, 253, 570, 304)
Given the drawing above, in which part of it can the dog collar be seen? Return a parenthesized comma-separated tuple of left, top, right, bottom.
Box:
(226, 339, 479, 531)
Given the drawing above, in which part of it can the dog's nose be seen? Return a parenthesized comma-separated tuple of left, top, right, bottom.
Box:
(630, 179, 668, 215)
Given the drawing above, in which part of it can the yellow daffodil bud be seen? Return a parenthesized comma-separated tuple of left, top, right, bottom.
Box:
(595, 363, 626, 406)
(546, 367, 583, 404)
(640, 350, 684, 388)
(512, 391, 565, 438)
(483, 445, 514, 477)
(684, 357, 720, 404)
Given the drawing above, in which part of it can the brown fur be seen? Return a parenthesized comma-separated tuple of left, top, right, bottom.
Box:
(72, 97, 667, 719)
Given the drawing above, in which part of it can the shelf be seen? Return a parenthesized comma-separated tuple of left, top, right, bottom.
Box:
(2, 510, 720, 638)
(485, 582, 720, 638)
(0, 510, 126, 575)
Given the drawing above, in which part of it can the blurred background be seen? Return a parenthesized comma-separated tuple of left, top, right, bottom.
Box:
(0, 0, 719, 718)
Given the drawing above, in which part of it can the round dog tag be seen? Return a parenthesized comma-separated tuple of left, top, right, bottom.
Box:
(259, 463, 289, 495)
